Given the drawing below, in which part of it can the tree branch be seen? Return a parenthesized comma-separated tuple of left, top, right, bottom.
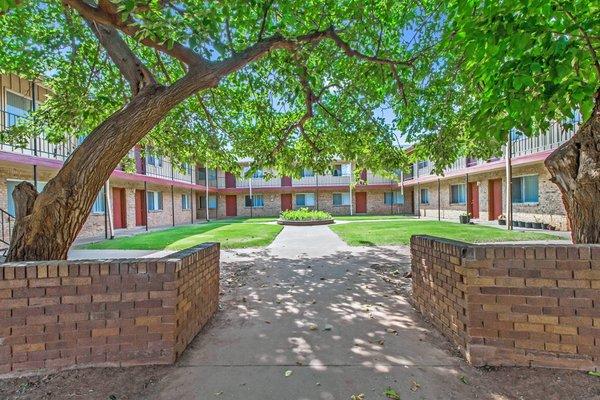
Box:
(88, 21, 156, 95)
(63, 0, 209, 68)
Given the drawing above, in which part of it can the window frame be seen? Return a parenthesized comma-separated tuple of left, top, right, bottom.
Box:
(4, 89, 32, 128)
(384, 191, 404, 205)
(92, 187, 106, 214)
(295, 193, 316, 207)
(512, 174, 540, 204)
(332, 192, 350, 206)
(450, 183, 467, 205)
(147, 191, 163, 211)
(420, 188, 429, 204)
(244, 194, 264, 208)
(181, 193, 191, 210)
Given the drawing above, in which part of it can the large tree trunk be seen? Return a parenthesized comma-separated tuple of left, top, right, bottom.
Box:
(5, 71, 218, 262)
(545, 89, 600, 244)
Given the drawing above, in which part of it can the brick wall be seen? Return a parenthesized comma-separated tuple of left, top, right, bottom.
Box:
(411, 235, 600, 370)
(414, 163, 569, 230)
(0, 243, 219, 376)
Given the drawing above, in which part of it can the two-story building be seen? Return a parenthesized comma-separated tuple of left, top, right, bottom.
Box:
(0, 72, 574, 251)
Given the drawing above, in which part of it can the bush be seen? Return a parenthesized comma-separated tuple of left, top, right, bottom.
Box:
(280, 208, 332, 221)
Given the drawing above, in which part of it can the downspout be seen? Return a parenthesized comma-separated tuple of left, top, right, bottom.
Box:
(205, 167, 210, 221)
(144, 181, 148, 231)
(437, 178, 441, 221)
(106, 181, 114, 239)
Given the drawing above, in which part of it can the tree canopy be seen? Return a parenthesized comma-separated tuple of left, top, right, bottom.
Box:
(401, 0, 599, 171)
(0, 0, 446, 177)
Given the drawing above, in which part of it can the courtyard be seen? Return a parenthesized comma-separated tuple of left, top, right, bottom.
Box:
(1, 221, 596, 400)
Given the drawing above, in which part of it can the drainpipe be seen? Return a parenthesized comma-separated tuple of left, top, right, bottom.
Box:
(437, 178, 441, 221)
(103, 182, 108, 239)
(316, 174, 319, 210)
(190, 188, 194, 224)
(417, 183, 421, 218)
(205, 166, 210, 221)
(30, 81, 38, 187)
(506, 133, 513, 230)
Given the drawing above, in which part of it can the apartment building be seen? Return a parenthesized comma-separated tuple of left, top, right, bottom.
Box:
(0, 72, 574, 250)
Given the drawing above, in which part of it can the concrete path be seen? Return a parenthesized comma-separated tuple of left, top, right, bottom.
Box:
(150, 226, 487, 399)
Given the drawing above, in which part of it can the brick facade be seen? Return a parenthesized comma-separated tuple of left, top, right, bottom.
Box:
(414, 163, 569, 230)
(0, 243, 219, 376)
(411, 236, 600, 370)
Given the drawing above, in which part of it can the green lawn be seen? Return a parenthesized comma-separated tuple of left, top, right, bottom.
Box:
(330, 219, 565, 246)
(82, 218, 282, 250)
(334, 214, 412, 221)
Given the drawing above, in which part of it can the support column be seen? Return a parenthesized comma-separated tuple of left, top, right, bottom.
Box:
(437, 178, 441, 221)
(465, 173, 469, 217)
(505, 134, 513, 230)
(171, 185, 175, 226)
(31, 81, 38, 187)
(105, 181, 114, 239)
(144, 181, 149, 231)
(205, 167, 210, 221)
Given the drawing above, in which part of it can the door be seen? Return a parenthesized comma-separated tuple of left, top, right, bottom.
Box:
(281, 194, 292, 211)
(468, 182, 480, 219)
(225, 195, 237, 217)
(112, 187, 127, 229)
(225, 172, 236, 188)
(135, 189, 147, 226)
(355, 192, 367, 213)
(488, 179, 503, 220)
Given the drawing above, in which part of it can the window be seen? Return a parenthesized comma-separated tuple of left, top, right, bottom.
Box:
(147, 152, 163, 167)
(147, 191, 163, 211)
(208, 168, 217, 180)
(296, 193, 315, 207)
(417, 160, 429, 169)
(512, 175, 539, 203)
(181, 194, 191, 210)
(332, 164, 351, 177)
(252, 170, 265, 179)
(180, 163, 192, 175)
(384, 191, 404, 205)
(244, 194, 264, 207)
(510, 129, 525, 141)
(92, 187, 106, 213)
(208, 195, 217, 209)
(300, 168, 315, 178)
(420, 188, 429, 204)
(6, 180, 46, 215)
(5, 92, 31, 128)
(450, 184, 467, 204)
(332, 193, 350, 206)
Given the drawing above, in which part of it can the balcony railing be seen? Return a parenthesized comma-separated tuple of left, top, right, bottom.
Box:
(144, 159, 195, 183)
(0, 110, 77, 161)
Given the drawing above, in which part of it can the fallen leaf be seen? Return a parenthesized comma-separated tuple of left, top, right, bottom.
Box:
(308, 324, 318, 331)
(214, 392, 223, 396)
(284, 370, 293, 377)
(460, 375, 469, 385)
(351, 394, 365, 400)
(323, 324, 333, 331)
(264, 320, 271, 324)
(384, 387, 401, 399)
(410, 379, 420, 391)
(588, 371, 600, 377)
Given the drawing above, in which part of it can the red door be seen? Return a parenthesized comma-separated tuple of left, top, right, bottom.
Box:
(355, 192, 367, 213)
(225, 172, 236, 188)
(225, 195, 237, 217)
(488, 179, 502, 220)
(281, 194, 292, 211)
(468, 182, 480, 219)
(112, 187, 127, 229)
(135, 189, 147, 226)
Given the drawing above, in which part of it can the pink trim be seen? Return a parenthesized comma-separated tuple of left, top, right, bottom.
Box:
(0, 151, 218, 193)
(402, 150, 552, 187)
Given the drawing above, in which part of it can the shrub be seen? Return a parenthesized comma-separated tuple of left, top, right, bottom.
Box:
(280, 208, 332, 221)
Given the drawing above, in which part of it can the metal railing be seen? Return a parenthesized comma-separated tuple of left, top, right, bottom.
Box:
(0, 208, 14, 251)
(144, 158, 195, 183)
(0, 110, 78, 161)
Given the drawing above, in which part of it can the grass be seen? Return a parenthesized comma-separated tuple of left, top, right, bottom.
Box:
(334, 214, 412, 221)
(82, 218, 282, 250)
(330, 219, 565, 246)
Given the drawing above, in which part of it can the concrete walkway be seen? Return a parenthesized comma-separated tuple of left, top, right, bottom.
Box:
(150, 226, 488, 399)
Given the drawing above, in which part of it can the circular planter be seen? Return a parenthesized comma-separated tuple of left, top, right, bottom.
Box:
(277, 219, 334, 226)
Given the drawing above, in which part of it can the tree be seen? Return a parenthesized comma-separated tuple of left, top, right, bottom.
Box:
(0, 0, 439, 261)
(399, 0, 599, 243)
